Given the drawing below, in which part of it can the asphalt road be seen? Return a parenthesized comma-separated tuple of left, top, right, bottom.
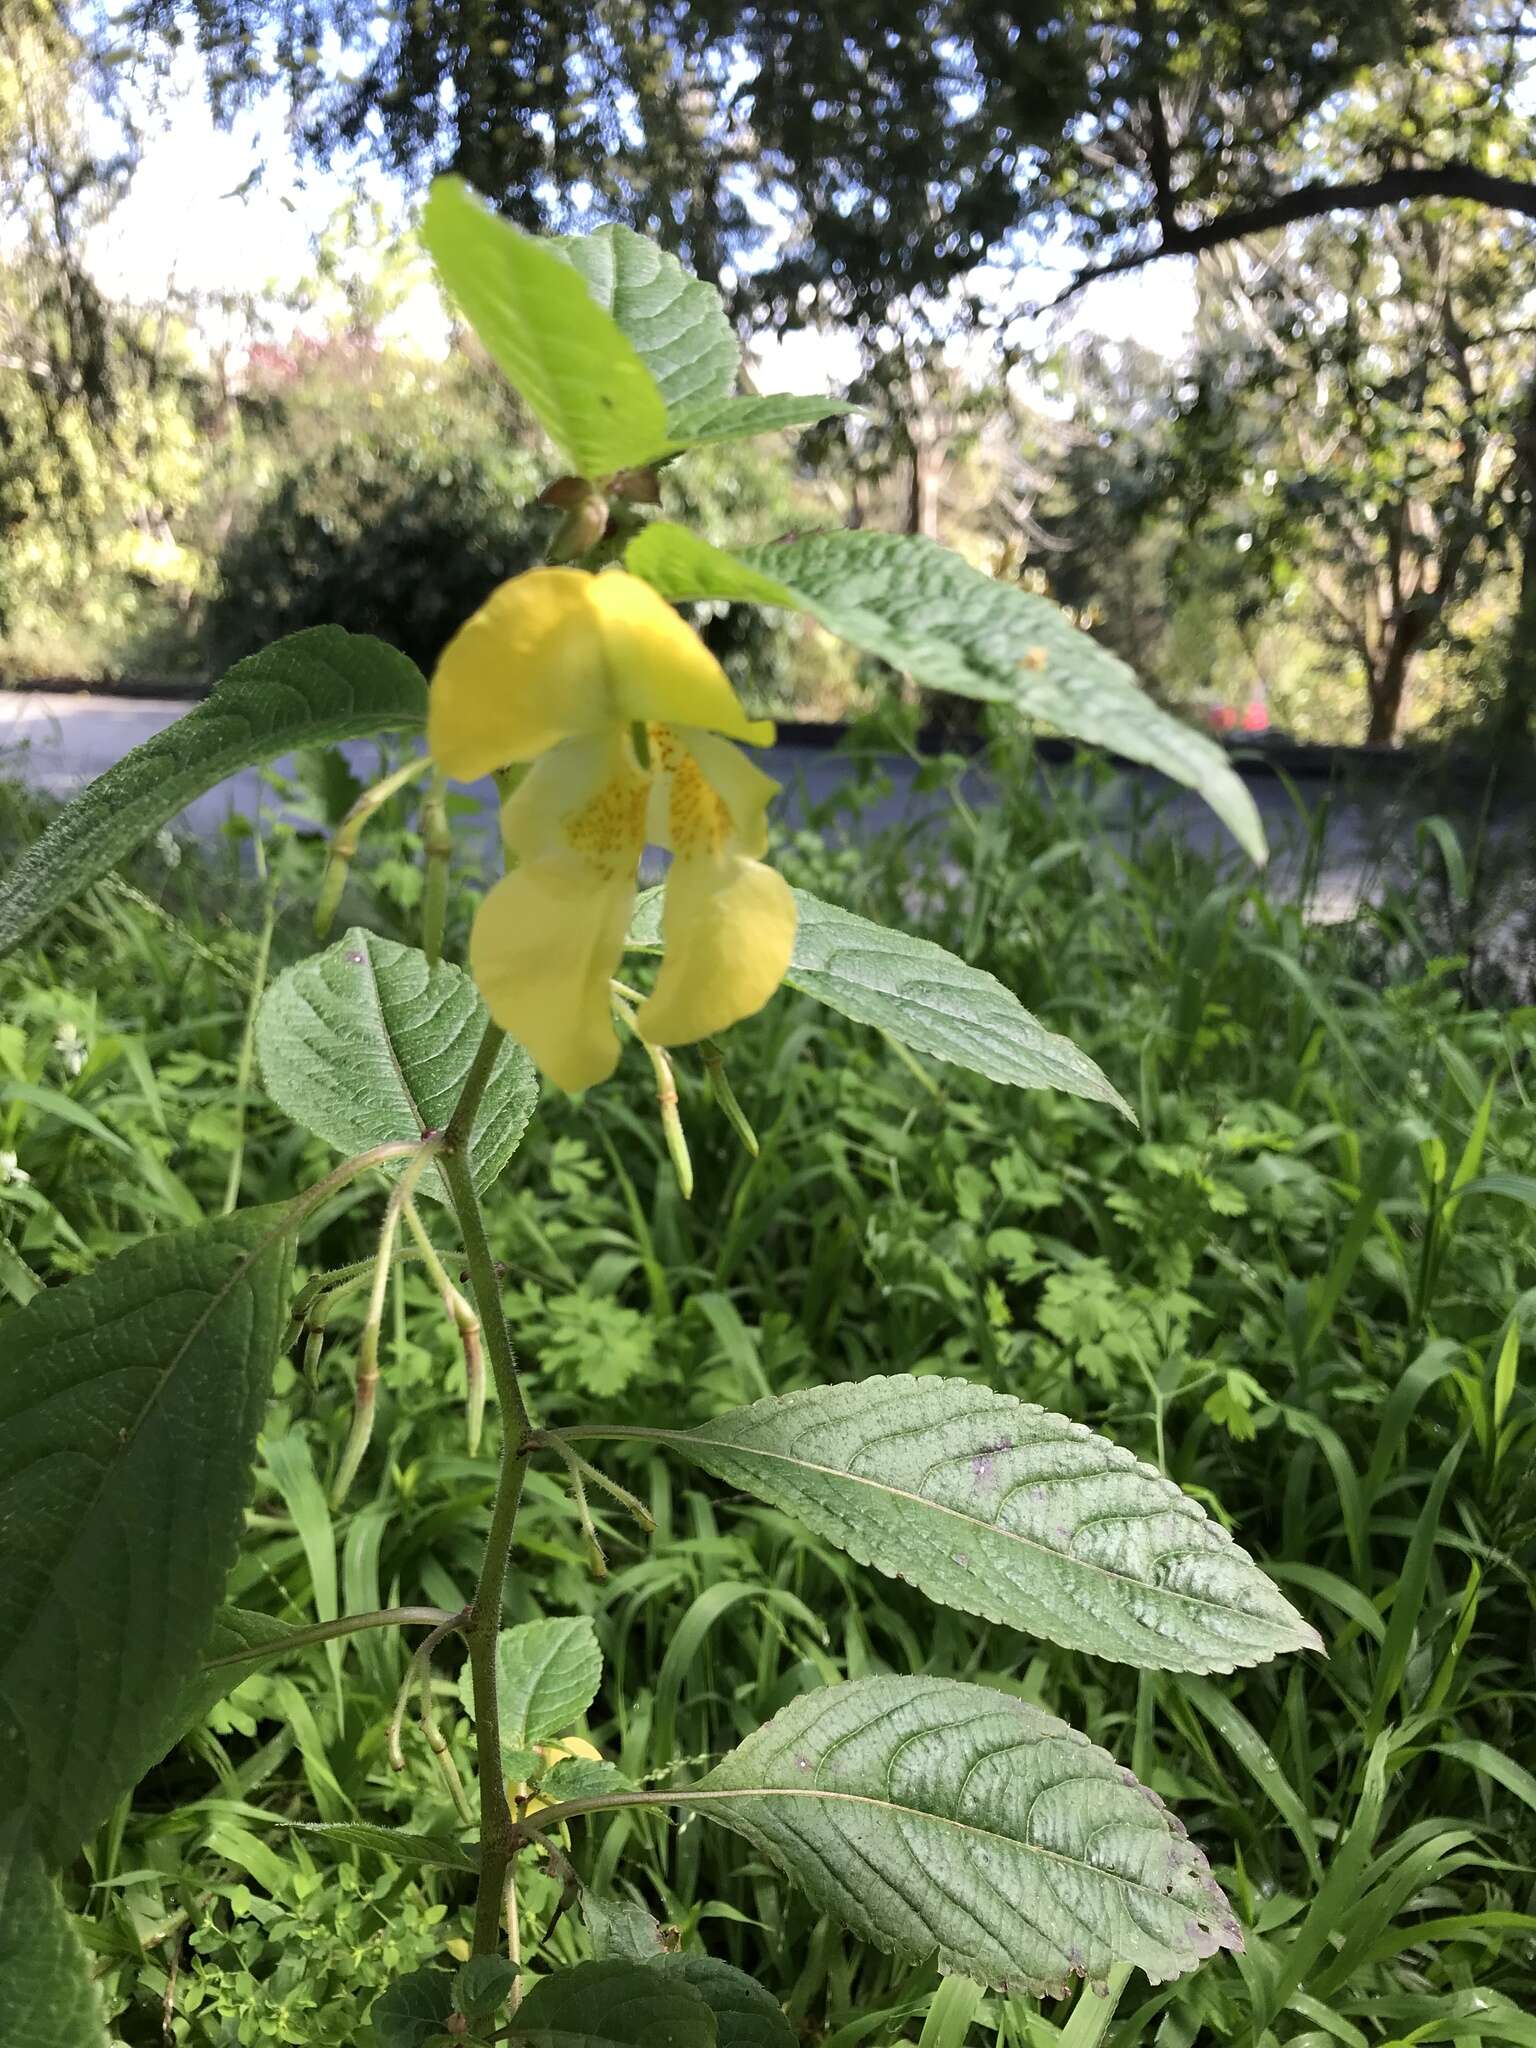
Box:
(0, 687, 1451, 922)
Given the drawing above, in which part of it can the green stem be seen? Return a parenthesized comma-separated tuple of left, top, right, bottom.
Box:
(404, 1199, 485, 1455)
(437, 1015, 537, 1956)
(421, 768, 452, 968)
(221, 887, 277, 1215)
(202, 1605, 462, 1670)
(443, 1015, 511, 1156)
(315, 752, 432, 938)
(509, 1786, 690, 1849)
(464, 1431, 528, 1953)
(289, 1141, 425, 1230)
(332, 1144, 442, 1506)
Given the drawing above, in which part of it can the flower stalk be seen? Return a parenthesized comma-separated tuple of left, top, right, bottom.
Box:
(314, 753, 433, 939)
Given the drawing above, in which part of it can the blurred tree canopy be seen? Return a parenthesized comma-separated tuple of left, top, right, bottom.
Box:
(117, 1, 1535, 326)
(5, 0, 1534, 747)
(1167, 208, 1533, 743)
(0, 0, 204, 664)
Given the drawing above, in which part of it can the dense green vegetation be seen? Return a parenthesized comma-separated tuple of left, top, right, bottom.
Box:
(4, 738, 1533, 2044)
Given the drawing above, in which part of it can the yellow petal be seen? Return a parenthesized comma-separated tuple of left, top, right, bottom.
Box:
(589, 575, 775, 743)
(539, 1735, 602, 1766)
(634, 735, 796, 1048)
(430, 568, 772, 780)
(647, 725, 779, 857)
(469, 733, 646, 1091)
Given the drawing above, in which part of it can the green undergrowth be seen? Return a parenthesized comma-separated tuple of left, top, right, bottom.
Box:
(1, 731, 1534, 2046)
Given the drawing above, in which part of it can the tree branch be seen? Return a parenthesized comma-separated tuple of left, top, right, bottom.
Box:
(1047, 164, 1536, 306)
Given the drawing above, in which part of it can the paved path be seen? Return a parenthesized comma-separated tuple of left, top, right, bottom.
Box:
(0, 689, 1418, 918)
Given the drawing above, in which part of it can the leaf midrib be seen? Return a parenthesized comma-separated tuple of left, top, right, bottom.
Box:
(676, 1424, 1279, 1636)
(354, 940, 426, 1138)
(681, 1783, 1184, 1911)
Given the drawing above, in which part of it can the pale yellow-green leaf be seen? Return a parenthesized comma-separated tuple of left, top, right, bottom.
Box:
(423, 178, 669, 477)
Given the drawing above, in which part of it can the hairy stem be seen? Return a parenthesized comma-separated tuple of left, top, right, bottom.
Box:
(289, 1141, 424, 1231)
(202, 1605, 462, 1671)
(404, 1198, 486, 1454)
(332, 1142, 442, 1505)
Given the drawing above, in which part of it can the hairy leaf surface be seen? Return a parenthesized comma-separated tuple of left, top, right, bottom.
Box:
(163, 1607, 304, 1742)
(0, 1210, 294, 1865)
(661, 393, 855, 450)
(458, 1616, 603, 1758)
(629, 888, 1130, 1112)
(0, 629, 427, 958)
(552, 224, 738, 417)
(651, 1377, 1320, 1673)
(649, 1957, 795, 2048)
(0, 1815, 108, 2047)
(550, 229, 847, 454)
(371, 1967, 456, 2048)
(582, 1895, 671, 1964)
(626, 523, 1265, 862)
(694, 1677, 1244, 1993)
(256, 930, 537, 1204)
(516, 1960, 717, 2048)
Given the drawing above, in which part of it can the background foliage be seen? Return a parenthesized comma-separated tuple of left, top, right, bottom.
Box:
(3, 2, 1535, 743)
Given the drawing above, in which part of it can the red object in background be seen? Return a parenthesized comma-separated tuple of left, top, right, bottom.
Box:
(1206, 696, 1269, 735)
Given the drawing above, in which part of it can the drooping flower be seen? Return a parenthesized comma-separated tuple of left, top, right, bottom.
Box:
(429, 567, 796, 1092)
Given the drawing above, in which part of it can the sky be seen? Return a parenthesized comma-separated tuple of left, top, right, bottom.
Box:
(85, 49, 1201, 388)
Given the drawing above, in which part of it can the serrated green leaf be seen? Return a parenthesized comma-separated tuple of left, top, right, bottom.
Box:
(539, 1758, 630, 1803)
(0, 629, 427, 959)
(291, 1822, 479, 1874)
(693, 1676, 1244, 1994)
(582, 1894, 670, 1964)
(646, 1376, 1319, 1673)
(458, 1617, 603, 1755)
(625, 524, 1266, 863)
(456, 1956, 522, 2019)
(515, 1960, 717, 2048)
(629, 887, 1130, 1113)
(0, 1814, 109, 2047)
(649, 1957, 795, 2048)
(551, 224, 739, 419)
(372, 1968, 457, 2048)
(661, 393, 856, 451)
(625, 523, 800, 607)
(0, 1209, 294, 1866)
(205, 1606, 303, 1664)
(255, 930, 537, 1205)
(424, 180, 669, 477)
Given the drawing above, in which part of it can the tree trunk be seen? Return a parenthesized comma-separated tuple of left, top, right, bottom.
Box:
(1365, 622, 1423, 745)
(906, 431, 943, 540)
(1497, 371, 1536, 747)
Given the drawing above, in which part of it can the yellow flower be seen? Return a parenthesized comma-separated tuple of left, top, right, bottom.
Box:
(430, 568, 796, 1092)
